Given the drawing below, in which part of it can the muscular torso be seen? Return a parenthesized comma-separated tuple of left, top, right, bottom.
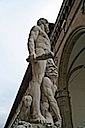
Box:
(36, 30, 51, 53)
(28, 25, 51, 56)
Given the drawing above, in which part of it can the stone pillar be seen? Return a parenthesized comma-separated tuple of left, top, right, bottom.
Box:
(57, 89, 73, 128)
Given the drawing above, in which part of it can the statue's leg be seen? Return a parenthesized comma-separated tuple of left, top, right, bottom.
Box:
(42, 77, 62, 127)
(29, 60, 47, 123)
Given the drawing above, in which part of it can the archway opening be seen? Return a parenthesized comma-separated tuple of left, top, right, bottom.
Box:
(58, 26, 85, 128)
(68, 34, 85, 127)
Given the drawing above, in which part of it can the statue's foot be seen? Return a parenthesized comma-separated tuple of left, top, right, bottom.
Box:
(54, 120, 62, 128)
(18, 121, 32, 128)
(17, 125, 25, 128)
(30, 114, 48, 124)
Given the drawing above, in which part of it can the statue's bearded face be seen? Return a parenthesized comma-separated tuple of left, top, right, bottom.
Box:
(44, 23, 49, 34)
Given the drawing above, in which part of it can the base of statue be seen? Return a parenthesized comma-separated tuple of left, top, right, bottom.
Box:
(17, 121, 60, 128)
(31, 123, 53, 128)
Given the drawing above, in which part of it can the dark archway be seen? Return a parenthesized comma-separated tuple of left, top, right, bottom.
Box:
(57, 26, 85, 128)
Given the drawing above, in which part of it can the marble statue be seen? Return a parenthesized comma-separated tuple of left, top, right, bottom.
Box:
(18, 18, 62, 128)
(27, 18, 54, 123)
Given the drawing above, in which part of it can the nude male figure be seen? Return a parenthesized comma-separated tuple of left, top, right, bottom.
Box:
(27, 18, 52, 123)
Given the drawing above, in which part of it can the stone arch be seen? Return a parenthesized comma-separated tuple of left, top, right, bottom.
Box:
(58, 25, 85, 90)
(57, 26, 85, 128)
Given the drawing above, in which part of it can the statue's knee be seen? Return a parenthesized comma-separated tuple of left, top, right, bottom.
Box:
(43, 77, 51, 86)
(43, 77, 50, 82)
(37, 74, 44, 84)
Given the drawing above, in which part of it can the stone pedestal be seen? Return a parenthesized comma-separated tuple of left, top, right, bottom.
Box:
(17, 121, 56, 128)
(32, 123, 52, 128)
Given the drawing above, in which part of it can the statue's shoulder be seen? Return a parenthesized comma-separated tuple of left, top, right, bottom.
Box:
(31, 25, 40, 32)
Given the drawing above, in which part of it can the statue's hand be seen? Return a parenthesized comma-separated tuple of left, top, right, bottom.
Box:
(29, 53, 37, 62)
(50, 51, 55, 58)
(33, 52, 37, 59)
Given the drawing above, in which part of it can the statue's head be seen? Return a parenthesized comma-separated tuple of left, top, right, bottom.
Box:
(37, 18, 49, 33)
(22, 95, 32, 107)
(37, 18, 48, 25)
